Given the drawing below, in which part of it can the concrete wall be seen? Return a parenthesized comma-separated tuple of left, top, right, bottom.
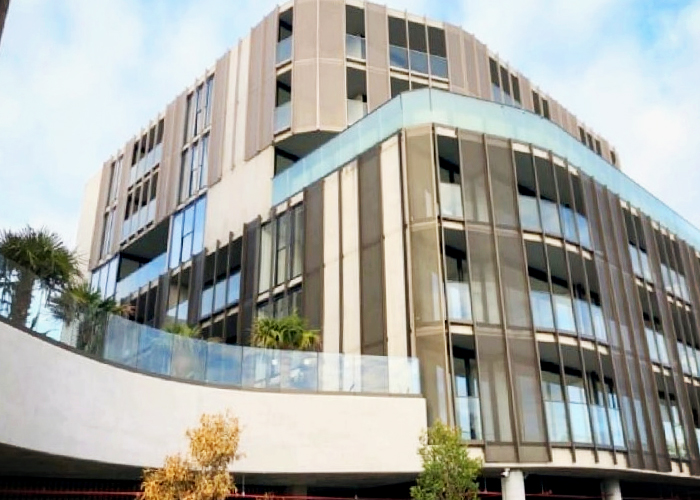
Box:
(75, 171, 102, 277)
(0, 321, 426, 475)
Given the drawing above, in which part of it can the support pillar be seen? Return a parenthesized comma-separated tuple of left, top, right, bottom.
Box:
(501, 469, 525, 500)
(602, 479, 622, 500)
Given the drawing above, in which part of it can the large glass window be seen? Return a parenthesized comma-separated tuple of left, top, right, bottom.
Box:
(444, 229, 471, 322)
(437, 135, 462, 219)
(90, 256, 119, 299)
(453, 344, 481, 440)
(185, 75, 214, 142)
(169, 196, 207, 269)
(179, 134, 209, 203)
(259, 205, 304, 292)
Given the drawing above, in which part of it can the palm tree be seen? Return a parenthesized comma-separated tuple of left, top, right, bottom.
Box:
(0, 226, 79, 326)
(251, 312, 321, 351)
(161, 322, 202, 338)
(50, 281, 132, 354)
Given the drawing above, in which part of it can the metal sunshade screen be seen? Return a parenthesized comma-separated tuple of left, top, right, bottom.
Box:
(303, 182, 324, 331)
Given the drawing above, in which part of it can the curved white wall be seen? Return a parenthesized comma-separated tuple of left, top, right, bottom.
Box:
(0, 321, 426, 475)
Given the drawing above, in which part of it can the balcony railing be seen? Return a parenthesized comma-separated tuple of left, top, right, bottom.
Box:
(347, 99, 367, 125)
(456, 395, 482, 440)
(346, 34, 366, 60)
(0, 253, 422, 396)
(115, 253, 167, 300)
(274, 101, 292, 134)
(389, 45, 409, 70)
(276, 36, 293, 65)
(430, 54, 448, 78)
(446, 281, 471, 322)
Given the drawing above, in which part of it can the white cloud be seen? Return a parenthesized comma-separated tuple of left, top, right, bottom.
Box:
(458, 0, 700, 231)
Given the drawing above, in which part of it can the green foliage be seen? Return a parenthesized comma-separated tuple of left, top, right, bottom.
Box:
(162, 322, 202, 338)
(0, 226, 79, 289)
(251, 312, 320, 351)
(410, 422, 482, 500)
(49, 281, 132, 353)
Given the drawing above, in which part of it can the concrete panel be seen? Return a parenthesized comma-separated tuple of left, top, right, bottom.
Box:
(323, 172, 341, 353)
(0, 319, 426, 475)
(221, 44, 239, 178)
(365, 2, 390, 111)
(293, 0, 319, 62)
(445, 24, 466, 95)
(341, 162, 361, 354)
(207, 51, 232, 188)
(203, 146, 273, 250)
(88, 161, 110, 269)
(258, 9, 278, 153)
(77, 170, 103, 275)
(380, 136, 408, 357)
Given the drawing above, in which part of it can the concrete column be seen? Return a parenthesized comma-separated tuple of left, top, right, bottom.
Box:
(602, 479, 622, 500)
(501, 469, 525, 500)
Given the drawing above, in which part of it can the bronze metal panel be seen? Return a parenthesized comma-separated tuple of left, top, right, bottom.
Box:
(303, 181, 324, 330)
(474, 40, 491, 100)
(365, 2, 390, 111)
(88, 161, 112, 269)
(292, 60, 318, 131)
(293, 0, 319, 62)
(445, 24, 466, 95)
(318, 61, 346, 131)
(158, 92, 187, 222)
(463, 33, 479, 96)
(207, 52, 231, 187)
(238, 219, 261, 345)
(318, 0, 344, 60)
(258, 9, 278, 153)
(244, 19, 265, 160)
(110, 138, 136, 257)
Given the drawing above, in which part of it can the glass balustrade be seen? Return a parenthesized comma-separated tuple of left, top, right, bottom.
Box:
(576, 213, 592, 248)
(389, 45, 409, 70)
(446, 281, 472, 322)
(540, 199, 562, 237)
(590, 404, 611, 447)
(347, 99, 367, 125)
(429, 54, 448, 78)
(276, 36, 293, 65)
(0, 253, 421, 396)
(200, 271, 241, 319)
(274, 101, 292, 134)
(645, 328, 659, 363)
(610, 408, 625, 448)
(591, 303, 607, 342)
(345, 34, 366, 60)
(531, 290, 555, 330)
(568, 401, 593, 443)
(544, 400, 569, 443)
(439, 182, 464, 219)
(115, 253, 167, 300)
(518, 194, 541, 232)
(560, 206, 578, 243)
(456, 396, 482, 440)
(409, 49, 429, 74)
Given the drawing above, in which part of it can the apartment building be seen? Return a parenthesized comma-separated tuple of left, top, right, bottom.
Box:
(4, 0, 700, 498)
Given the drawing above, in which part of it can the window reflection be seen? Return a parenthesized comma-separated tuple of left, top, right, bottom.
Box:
(169, 196, 207, 269)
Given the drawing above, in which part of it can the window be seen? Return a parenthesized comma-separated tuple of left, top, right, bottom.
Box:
(204, 76, 214, 128)
(489, 58, 501, 102)
(542, 98, 550, 119)
(511, 75, 521, 105)
(579, 127, 586, 144)
(90, 256, 119, 298)
(595, 139, 602, 155)
(611, 150, 617, 165)
(275, 212, 290, 285)
(100, 211, 115, 258)
(107, 157, 122, 204)
(179, 134, 209, 202)
(532, 91, 541, 116)
(169, 196, 206, 269)
(185, 76, 214, 141)
(258, 204, 304, 291)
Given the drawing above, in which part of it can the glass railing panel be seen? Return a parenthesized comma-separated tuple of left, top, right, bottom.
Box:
(540, 199, 562, 237)
(446, 281, 472, 322)
(129, 165, 137, 186)
(628, 244, 642, 278)
(200, 286, 213, 318)
(569, 401, 594, 444)
(429, 54, 448, 78)
(205, 342, 243, 385)
(696, 428, 700, 453)
(213, 279, 227, 313)
(657, 332, 670, 365)
(646, 328, 659, 363)
(560, 206, 578, 243)
(639, 251, 652, 282)
(342, 353, 363, 392)
(456, 396, 482, 441)
(544, 400, 569, 443)
(678, 341, 691, 375)
(361, 355, 389, 393)
(576, 213, 592, 249)
(347, 99, 367, 125)
(687, 345, 699, 377)
(590, 404, 611, 447)
(171, 335, 207, 381)
(136, 324, 172, 376)
(531, 290, 555, 330)
(518, 194, 541, 232)
(345, 34, 366, 60)
(241, 347, 280, 389)
(103, 316, 140, 367)
(388, 356, 420, 394)
(146, 149, 155, 171)
(574, 298, 594, 339)
(609, 409, 625, 448)
(276, 36, 292, 65)
(153, 143, 163, 166)
(663, 419, 678, 456)
(147, 200, 156, 223)
(279, 350, 319, 391)
(553, 293, 576, 333)
(274, 101, 292, 134)
(409, 49, 429, 74)
(389, 45, 409, 70)
(440, 182, 464, 219)
(318, 351, 342, 392)
(116, 253, 167, 299)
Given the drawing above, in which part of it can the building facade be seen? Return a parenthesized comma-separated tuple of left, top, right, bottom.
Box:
(10, 0, 700, 498)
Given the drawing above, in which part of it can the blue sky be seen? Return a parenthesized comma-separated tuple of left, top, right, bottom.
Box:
(1, 0, 699, 247)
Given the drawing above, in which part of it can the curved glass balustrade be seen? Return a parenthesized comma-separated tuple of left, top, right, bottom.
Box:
(272, 89, 700, 252)
(0, 254, 420, 397)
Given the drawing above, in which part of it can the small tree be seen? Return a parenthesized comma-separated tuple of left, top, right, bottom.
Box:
(410, 421, 482, 500)
(251, 312, 320, 351)
(141, 412, 242, 500)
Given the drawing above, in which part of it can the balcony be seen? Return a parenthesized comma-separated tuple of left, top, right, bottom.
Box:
(430, 54, 448, 79)
(389, 44, 409, 70)
(347, 99, 367, 125)
(439, 182, 463, 219)
(409, 49, 429, 74)
(274, 101, 292, 134)
(346, 34, 366, 60)
(115, 253, 167, 300)
(200, 271, 241, 319)
(276, 36, 292, 65)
